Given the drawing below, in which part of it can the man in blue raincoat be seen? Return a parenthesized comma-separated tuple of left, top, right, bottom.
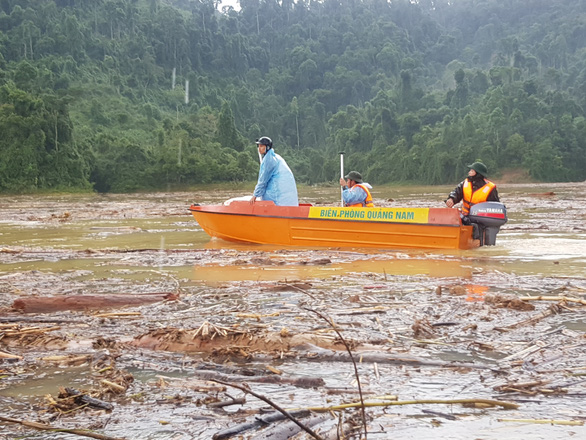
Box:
(250, 136, 299, 206)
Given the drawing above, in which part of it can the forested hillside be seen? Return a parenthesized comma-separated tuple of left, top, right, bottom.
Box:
(1, 0, 585, 192)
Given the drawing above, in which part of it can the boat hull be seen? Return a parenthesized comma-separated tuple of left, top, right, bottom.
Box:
(189, 201, 476, 250)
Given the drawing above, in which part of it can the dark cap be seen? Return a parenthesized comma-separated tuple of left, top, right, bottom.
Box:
(344, 171, 363, 183)
(255, 136, 272, 148)
(467, 162, 488, 176)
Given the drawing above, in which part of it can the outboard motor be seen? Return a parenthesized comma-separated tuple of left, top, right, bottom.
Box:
(467, 202, 507, 246)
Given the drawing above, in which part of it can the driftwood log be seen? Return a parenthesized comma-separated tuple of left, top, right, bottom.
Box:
(193, 369, 325, 389)
(64, 388, 114, 411)
(213, 410, 312, 440)
(207, 397, 246, 408)
(289, 343, 502, 371)
(251, 414, 332, 440)
(12, 293, 178, 313)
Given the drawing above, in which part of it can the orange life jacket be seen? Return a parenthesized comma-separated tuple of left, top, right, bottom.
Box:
(462, 179, 496, 215)
(346, 184, 374, 207)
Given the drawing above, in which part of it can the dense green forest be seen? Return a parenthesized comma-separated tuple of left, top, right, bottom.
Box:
(0, 0, 585, 192)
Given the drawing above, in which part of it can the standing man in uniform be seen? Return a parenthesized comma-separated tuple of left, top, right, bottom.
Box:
(250, 136, 299, 206)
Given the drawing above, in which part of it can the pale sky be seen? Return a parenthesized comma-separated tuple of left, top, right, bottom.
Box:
(218, 0, 241, 12)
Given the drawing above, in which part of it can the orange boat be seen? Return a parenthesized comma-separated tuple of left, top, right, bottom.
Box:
(189, 201, 507, 250)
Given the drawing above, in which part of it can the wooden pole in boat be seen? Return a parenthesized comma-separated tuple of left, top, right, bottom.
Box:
(339, 151, 345, 207)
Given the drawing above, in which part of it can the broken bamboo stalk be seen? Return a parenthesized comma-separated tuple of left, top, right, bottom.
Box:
(502, 304, 560, 330)
(41, 354, 90, 364)
(93, 312, 142, 318)
(0, 316, 75, 324)
(266, 365, 282, 375)
(12, 292, 178, 313)
(236, 312, 281, 319)
(520, 296, 586, 305)
(100, 379, 126, 393)
(3, 326, 61, 337)
(0, 350, 22, 360)
(498, 418, 583, 426)
(0, 416, 125, 440)
(302, 398, 519, 411)
(499, 342, 547, 363)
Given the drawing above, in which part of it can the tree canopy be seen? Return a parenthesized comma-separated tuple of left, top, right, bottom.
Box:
(1, 0, 585, 192)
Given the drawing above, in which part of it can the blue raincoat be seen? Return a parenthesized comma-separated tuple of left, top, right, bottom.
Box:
(253, 149, 299, 206)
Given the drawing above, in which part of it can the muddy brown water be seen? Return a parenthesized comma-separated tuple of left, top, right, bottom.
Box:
(0, 182, 585, 440)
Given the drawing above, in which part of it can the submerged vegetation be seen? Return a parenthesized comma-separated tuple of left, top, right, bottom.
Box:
(1, 0, 586, 192)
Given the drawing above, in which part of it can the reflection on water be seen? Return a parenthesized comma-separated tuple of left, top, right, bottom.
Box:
(464, 284, 488, 302)
(0, 366, 88, 398)
(502, 234, 586, 260)
(0, 217, 205, 250)
(563, 318, 586, 332)
(193, 257, 473, 283)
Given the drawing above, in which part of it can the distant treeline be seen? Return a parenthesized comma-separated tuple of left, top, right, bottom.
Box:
(0, 0, 585, 192)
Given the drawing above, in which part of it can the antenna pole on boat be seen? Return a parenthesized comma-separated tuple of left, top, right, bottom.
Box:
(339, 151, 345, 207)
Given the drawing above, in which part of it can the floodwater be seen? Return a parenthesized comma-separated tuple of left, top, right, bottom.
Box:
(0, 182, 585, 440)
(0, 182, 584, 277)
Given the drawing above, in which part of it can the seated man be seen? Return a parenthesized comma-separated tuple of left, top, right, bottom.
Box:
(339, 171, 374, 207)
(445, 161, 499, 223)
